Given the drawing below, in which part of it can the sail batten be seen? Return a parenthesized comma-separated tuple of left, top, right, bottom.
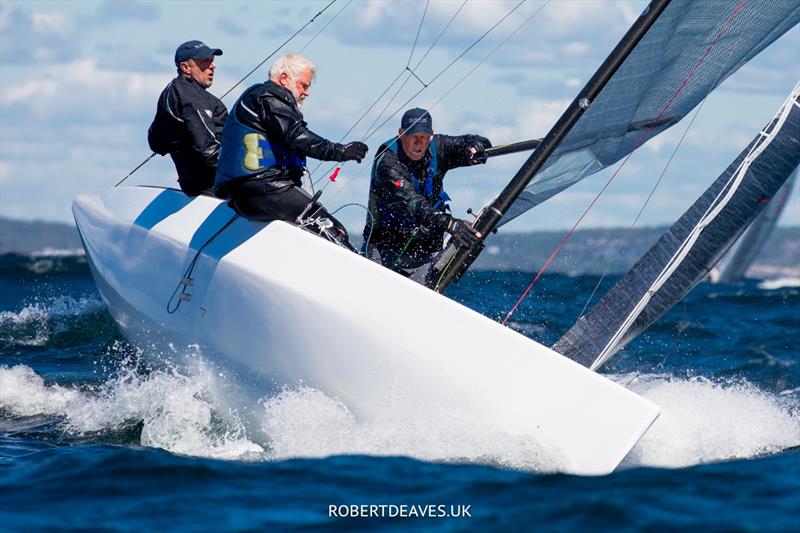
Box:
(554, 83, 800, 370)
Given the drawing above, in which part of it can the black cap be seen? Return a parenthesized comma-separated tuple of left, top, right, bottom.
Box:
(401, 108, 433, 135)
(174, 40, 222, 66)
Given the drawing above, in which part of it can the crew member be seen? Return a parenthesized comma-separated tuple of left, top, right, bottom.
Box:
(215, 53, 367, 246)
(363, 108, 491, 277)
(148, 40, 227, 196)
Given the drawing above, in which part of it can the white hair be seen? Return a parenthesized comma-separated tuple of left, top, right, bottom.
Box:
(269, 53, 316, 83)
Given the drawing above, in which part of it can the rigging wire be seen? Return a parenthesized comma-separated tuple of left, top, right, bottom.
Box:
(426, 0, 549, 114)
(576, 98, 708, 320)
(363, 0, 527, 142)
(407, 0, 431, 68)
(115, 0, 338, 187)
(309, 0, 468, 189)
(300, 0, 353, 53)
(307, 0, 441, 188)
(320, 0, 546, 205)
(314, 0, 530, 196)
(412, 0, 468, 72)
(339, 0, 468, 159)
(361, 0, 468, 137)
(220, 0, 337, 100)
(501, 0, 749, 326)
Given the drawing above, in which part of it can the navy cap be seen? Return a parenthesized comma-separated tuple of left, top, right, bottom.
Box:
(174, 40, 223, 66)
(401, 108, 433, 135)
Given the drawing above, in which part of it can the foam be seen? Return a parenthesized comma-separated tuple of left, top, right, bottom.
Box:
(3, 362, 797, 473)
(259, 386, 559, 472)
(758, 277, 800, 290)
(0, 365, 80, 416)
(624, 374, 800, 468)
(0, 294, 105, 346)
(0, 363, 264, 460)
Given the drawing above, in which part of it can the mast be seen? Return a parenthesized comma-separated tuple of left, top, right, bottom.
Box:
(426, 0, 673, 292)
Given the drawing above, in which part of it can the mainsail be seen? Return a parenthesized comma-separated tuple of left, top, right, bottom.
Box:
(713, 168, 797, 283)
(427, 0, 800, 292)
(499, 0, 800, 226)
(553, 83, 800, 370)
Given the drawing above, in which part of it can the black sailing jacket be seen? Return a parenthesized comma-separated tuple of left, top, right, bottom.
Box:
(364, 133, 487, 258)
(216, 80, 354, 196)
(148, 76, 228, 195)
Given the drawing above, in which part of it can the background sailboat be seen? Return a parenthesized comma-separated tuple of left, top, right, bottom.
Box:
(711, 168, 798, 283)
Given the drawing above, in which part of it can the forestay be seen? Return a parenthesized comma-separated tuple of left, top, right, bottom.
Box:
(553, 83, 800, 370)
(498, 0, 800, 227)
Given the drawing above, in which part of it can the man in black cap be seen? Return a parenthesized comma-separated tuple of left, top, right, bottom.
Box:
(148, 40, 228, 196)
(362, 108, 491, 278)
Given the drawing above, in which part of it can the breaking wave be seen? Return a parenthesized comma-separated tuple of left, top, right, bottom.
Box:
(0, 294, 108, 347)
(2, 361, 797, 474)
(624, 374, 800, 468)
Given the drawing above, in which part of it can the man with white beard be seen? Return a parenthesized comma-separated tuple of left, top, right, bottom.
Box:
(215, 53, 367, 246)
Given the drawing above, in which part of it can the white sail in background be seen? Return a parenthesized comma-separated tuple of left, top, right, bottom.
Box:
(713, 168, 797, 283)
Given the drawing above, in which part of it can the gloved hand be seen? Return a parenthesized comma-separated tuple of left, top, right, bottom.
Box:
(342, 141, 369, 163)
(465, 135, 492, 165)
(445, 217, 481, 248)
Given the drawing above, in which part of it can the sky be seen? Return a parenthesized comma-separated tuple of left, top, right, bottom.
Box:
(1, 0, 798, 233)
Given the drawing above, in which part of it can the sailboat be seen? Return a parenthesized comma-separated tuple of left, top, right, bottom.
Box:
(710, 169, 797, 283)
(72, 0, 800, 475)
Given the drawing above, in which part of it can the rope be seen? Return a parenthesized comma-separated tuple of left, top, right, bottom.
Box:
(328, 202, 374, 255)
(578, 98, 708, 320)
(390, 231, 419, 270)
(502, 0, 749, 326)
(167, 213, 240, 314)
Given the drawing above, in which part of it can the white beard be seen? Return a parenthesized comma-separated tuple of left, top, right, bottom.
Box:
(288, 83, 305, 109)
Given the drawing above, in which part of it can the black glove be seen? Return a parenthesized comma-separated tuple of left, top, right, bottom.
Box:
(342, 141, 369, 163)
(465, 135, 491, 165)
(445, 217, 481, 248)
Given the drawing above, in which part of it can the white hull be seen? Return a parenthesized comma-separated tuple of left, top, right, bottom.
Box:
(72, 186, 659, 475)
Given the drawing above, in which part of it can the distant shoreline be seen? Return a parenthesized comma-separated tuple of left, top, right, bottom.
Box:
(2, 216, 797, 277)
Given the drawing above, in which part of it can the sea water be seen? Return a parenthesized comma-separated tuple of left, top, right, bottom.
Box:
(1, 254, 798, 530)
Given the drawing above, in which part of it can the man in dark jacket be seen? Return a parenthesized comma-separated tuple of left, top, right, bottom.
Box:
(148, 40, 228, 196)
(363, 108, 490, 277)
(214, 53, 367, 246)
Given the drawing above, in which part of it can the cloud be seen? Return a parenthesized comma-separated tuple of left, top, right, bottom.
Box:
(1, 59, 168, 122)
(218, 16, 246, 37)
(0, 2, 80, 63)
(334, 0, 635, 70)
(96, 0, 160, 22)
